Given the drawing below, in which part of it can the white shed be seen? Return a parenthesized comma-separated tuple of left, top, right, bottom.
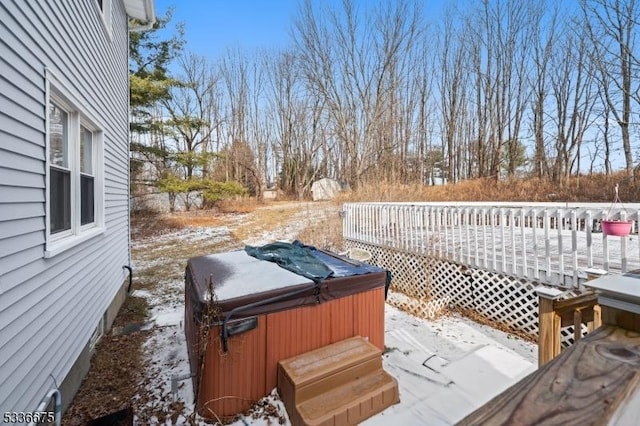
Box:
(311, 178, 342, 201)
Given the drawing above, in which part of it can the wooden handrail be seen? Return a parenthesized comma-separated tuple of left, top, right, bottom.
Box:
(537, 290, 600, 367)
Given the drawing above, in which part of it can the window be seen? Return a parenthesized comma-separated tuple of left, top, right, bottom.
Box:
(49, 104, 71, 234)
(46, 71, 104, 257)
(80, 126, 95, 225)
(95, 0, 112, 36)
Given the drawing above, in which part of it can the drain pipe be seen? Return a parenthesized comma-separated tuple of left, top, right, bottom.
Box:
(28, 388, 61, 426)
(123, 265, 133, 293)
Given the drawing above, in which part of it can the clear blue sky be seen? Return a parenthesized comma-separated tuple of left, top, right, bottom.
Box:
(153, 1, 452, 59)
(154, 0, 302, 58)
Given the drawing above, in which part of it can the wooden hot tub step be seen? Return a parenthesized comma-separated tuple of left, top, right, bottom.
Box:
(296, 369, 399, 426)
(278, 336, 399, 426)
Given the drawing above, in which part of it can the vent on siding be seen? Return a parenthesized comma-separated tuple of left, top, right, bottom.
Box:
(89, 315, 106, 351)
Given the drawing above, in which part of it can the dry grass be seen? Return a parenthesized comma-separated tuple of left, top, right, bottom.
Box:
(163, 213, 225, 228)
(295, 205, 344, 252)
(340, 172, 640, 204)
(229, 202, 306, 242)
(216, 197, 260, 214)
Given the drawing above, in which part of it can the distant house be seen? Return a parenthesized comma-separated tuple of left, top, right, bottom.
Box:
(0, 0, 154, 417)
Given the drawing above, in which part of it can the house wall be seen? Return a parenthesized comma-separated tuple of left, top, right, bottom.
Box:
(0, 0, 131, 414)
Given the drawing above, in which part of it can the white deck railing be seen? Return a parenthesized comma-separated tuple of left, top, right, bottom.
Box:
(343, 202, 640, 287)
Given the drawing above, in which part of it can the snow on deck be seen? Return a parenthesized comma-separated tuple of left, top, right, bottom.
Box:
(365, 304, 536, 425)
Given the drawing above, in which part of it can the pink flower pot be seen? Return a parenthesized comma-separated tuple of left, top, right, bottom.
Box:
(602, 220, 633, 236)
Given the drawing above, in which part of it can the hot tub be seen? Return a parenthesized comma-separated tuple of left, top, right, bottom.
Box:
(184, 246, 388, 420)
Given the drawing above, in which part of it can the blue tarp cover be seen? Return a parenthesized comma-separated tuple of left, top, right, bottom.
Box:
(244, 240, 386, 281)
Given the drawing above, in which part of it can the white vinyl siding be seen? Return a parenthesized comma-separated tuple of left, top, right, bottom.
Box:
(0, 0, 131, 415)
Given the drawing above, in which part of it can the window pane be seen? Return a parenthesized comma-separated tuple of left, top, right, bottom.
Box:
(50, 167, 71, 233)
(49, 104, 68, 168)
(81, 126, 93, 174)
(81, 175, 95, 225)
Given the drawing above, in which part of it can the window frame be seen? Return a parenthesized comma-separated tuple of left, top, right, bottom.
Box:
(95, 0, 112, 39)
(45, 69, 105, 258)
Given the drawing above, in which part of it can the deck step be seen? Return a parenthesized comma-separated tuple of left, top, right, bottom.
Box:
(278, 336, 399, 426)
(297, 369, 399, 426)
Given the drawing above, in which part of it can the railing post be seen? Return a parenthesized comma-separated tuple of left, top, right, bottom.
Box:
(557, 209, 564, 286)
(344, 204, 350, 240)
(621, 210, 628, 273)
(532, 209, 539, 280)
(466, 207, 472, 265)
(473, 208, 479, 267)
(443, 207, 449, 259)
(491, 208, 497, 271)
(603, 210, 610, 272)
(586, 210, 593, 268)
(520, 209, 527, 278)
(536, 287, 564, 367)
(384, 205, 390, 246)
(500, 208, 507, 273)
(571, 210, 578, 287)
(452, 207, 457, 261)
(544, 210, 551, 282)
(510, 209, 517, 275)
(483, 208, 489, 269)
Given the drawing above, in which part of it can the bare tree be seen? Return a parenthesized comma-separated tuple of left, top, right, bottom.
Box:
(530, 7, 558, 178)
(475, 1, 538, 178)
(583, 0, 639, 176)
(292, 0, 422, 188)
(163, 53, 220, 179)
(437, 8, 468, 183)
(414, 40, 437, 184)
(218, 47, 265, 194)
(549, 25, 597, 183)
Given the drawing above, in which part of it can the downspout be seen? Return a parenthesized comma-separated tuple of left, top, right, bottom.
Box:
(28, 388, 62, 426)
(123, 265, 133, 293)
(125, 1, 155, 287)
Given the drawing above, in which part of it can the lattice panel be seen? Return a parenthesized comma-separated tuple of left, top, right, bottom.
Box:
(469, 269, 539, 337)
(347, 241, 444, 318)
(345, 239, 583, 344)
(358, 241, 433, 300)
(429, 261, 474, 311)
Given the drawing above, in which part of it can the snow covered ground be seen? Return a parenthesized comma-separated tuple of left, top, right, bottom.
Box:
(133, 295, 536, 425)
(129, 204, 538, 425)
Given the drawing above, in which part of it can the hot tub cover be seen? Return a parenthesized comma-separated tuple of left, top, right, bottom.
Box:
(186, 243, 389, 321)
(244, 240, 386, 280)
